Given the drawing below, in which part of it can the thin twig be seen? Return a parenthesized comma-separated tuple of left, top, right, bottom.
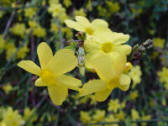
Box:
(2, 0, 21, 38)
(3, 11, 16, 38)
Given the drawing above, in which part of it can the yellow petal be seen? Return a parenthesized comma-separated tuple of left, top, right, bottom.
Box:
(79, 79, 106, 97)
(119, 74, 131, 91)
(92, 19, 108, 28)
(84, 59, 96, 72)
(92, 19, 109, 31)
(37, 42, 53, 69)
(64, 20, 84, 31)
(95, 88, 112, 102)
(84, 50, 100, 71)
(17, 60, 41, 75)
(84, 39, 100, 71)
(115, 45, 132, 55)
(93, 30, 114, 43)
(46, 49, 78, 76)
(111, 33, 130, 44)
(88, 52, 126, 81)
(48, 85, 68, 105)
(94, 32, 129, 44)
(84, 39, 100, 53)
(35, 78, 47, 87)
(75, 16, 90, 26)
(56, 75, 82, 90)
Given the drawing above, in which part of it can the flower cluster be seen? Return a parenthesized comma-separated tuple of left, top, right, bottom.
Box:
(18, 16, 133, 105)
(65, 16, 132, 102)
(80, 98, 151, 126)
(0, 107, 37, 126)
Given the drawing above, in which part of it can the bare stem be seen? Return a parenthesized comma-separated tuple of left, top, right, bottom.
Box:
(3, 11, 16, 38)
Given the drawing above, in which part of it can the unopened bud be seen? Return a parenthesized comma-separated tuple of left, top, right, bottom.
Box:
(124, 62, 133, 72)
(78, 47, 85, 67)
(78, 56, 85, 66)
(75, 32, 85, 40)
(78, 47, 85, 56)
(143, 39, 153, 49)
(78, 47, 85, 76)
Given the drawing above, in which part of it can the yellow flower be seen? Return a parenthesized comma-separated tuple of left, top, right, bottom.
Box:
(149, 99, 155, 108)
(2, 107, 24, 126)
(148, 29, 155, 35)
(24, 108, 33, 120)
(48, 1, 68, 22)
(79, 70, 131, 102)
(106, 1, 120, 13)
(153, 38, 165, 48)
(49, 0, 59, 5)
(48, 4, 65, 18)
(63, 0, 72, 7)
(33, 26, 46, 38)
(0, 122, 6, 126)
(2, 83, 13, 94)
(77, 95, 90, 104)
(163, 82, 168, 90)
(108, 99, 120, 113)
(74, 93, 96, 105)
(151, 52, 159, 59)
(28, 21, 38, 29)
(50, 23, 59, 33)
(16, 45, 29, 59)
(5, 43, 16, 60)
(24, 8, 37, 19)
(120, 101, 126, 109)
(59, 13, 68, 23)
(131, 8, 143, 15)
(65, 16, 111, 36)
(80, 111, 91, 123)
(0, 11, 4, 18)
(84, 30, 131, 70)
(162, 98, 166, 106)
(105, 115, 119, 126)
(62, 27, 73, 39)
(18, 42, 81, 105)
(141, 115, 151, 126)
(10, 23, 26, 37)
(74, 8, 86, 17)
(158, 67, 168, 90)
(97, 6, 109, 17)
(24, 108, 37, 123)
(92, 110, 105, 122)
(128, 65, 142, 88)
(131, 109, 140, 120)
(1, 0, 16, 7)
(130, 90, 139, 100)
(158, 67, 168, 83)
(115, 110, 125, 121)
(79, 58, 131, 101)
(0, 35, 5, 50)
(86, 0, 92, 11)
(79, 31, 131, 101)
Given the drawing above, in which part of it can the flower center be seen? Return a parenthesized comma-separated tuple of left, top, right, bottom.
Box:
(40, 69, 55, 84)
(101, 42, 114, 53)
(85, 27, 94, 35)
